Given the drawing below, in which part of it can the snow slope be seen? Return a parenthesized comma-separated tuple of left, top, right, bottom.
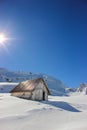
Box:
(0, 83, 18, 93)
(0, 94, 87, 130)
(0, 68, 67, 95)
(77, 83, 87, 95)
(67, 83, 87, 96)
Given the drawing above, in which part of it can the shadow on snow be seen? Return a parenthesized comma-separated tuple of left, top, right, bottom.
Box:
(42, 101, 81, 112)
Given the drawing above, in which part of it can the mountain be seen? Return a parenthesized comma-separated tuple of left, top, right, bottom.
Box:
(66, 83, 87, 96)
(0, 68, 67, 96)
(65, 87, 76, 93)
(77, 83, 87, 95)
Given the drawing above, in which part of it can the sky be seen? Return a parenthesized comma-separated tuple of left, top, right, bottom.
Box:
(0, 0, 87, 87)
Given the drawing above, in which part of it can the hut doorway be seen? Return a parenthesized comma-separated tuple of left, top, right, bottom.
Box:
(43, 91, 45, 100)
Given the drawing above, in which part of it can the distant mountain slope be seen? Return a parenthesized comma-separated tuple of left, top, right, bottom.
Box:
(0, 83, 18, 93)
(66, 83, 87, 96)
(0, 68, 67, 96)
(77, 83, 87, 95)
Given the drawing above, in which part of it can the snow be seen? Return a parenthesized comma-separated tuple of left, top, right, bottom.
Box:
(0, 93, 87, 130)
(0, 68, 87, 129)
(0, 82, 18, 93)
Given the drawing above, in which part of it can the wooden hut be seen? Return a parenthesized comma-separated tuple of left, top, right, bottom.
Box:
(10, 78, 50, 101)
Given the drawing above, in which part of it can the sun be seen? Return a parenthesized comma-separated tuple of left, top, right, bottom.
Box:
(0, 34, 7, 43)
(0, 32, 12, 53)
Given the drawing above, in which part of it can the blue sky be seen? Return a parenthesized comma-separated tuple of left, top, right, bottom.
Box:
(0, 0, 87, 87)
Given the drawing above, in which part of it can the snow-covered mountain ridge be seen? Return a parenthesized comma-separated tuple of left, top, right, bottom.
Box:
(0, 68, 87, 96)
(77, 83, 87, 95)
(66, 83, 87, 96)
(0, 68, 67, 95)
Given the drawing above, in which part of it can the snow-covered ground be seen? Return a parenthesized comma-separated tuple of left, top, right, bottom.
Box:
(0, 94, 87, 130)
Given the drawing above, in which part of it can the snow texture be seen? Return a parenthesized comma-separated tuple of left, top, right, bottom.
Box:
(0, 94, 87, 130)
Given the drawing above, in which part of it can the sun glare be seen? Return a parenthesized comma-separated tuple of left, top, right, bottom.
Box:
(0, 33, 10, 53)
(0, 34, 7, 43)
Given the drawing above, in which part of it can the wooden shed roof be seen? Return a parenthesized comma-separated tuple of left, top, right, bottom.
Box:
(10, 78, 50, 94)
